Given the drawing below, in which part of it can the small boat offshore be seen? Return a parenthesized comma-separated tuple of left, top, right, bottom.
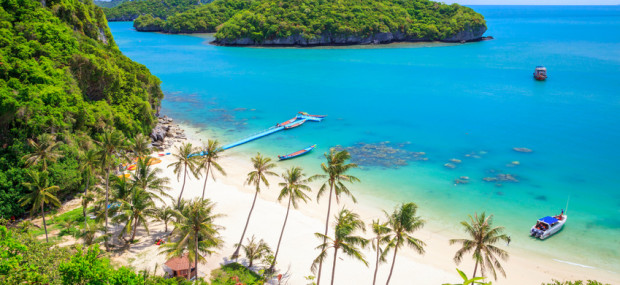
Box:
(278, 145, 316, 160)
(530, 210, 566, 239)
(534, 66, 547, 81)
(298, 111, 327, 118)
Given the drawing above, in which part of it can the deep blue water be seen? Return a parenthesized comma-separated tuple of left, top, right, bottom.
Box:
(109, 5, 620, 273)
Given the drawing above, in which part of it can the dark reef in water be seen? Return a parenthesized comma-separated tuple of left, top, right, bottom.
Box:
(331, 141, 427, 169)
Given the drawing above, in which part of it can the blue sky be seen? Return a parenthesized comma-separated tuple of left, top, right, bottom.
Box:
(447, 0, 619, 4)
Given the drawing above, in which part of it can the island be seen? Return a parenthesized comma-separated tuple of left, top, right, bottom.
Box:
(214, 0, 487, 46)
(126, 0, 487, 46)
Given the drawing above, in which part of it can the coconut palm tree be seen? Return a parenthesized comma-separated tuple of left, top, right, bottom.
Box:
(449, 213, 509, 280)
(19, 171, 61, 243)
(311, 208, 368, 285)
(132, 157, 171, 200)
(95, 129, 126, 251)
(270, 167, 312, 272)
(22, 133, 62, 172)
(161, 198, 224, 281)
(384, 202, 426, 285)
(168, 143, 200, 205)
(232, 153, 278, 260)
(236, 235, 272, 268)
(114, 187, 158, 244)
(154, 206, 175, 232)
(129, 133, 151, 159)
(197, 139, 226, 200)
(79, 148, 99, 225)
(312, 149, 359, 285)
(371, 219, 392, 285)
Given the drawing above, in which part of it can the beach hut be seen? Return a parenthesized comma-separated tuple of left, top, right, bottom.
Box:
(163, 254, 196, 279)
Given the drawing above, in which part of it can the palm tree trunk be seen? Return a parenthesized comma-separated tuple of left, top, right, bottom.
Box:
(233, 186, 259, 259)
(178, 164, 188, 205)
(472, 260, 479, 279)
(104, 167, 110, 251)
(41, 204, 49, 243)
(201, 163, 211, 200)
(317, 181, 334, 285)
(194, 230, 199, 283)
(83, 178, 89, 229)
(330, 247, 339, 285)
(373, 240, 380, 285)
(270, 195, 292, 272)
(131, 216, 138, 242)
(385, 244, 399, 285)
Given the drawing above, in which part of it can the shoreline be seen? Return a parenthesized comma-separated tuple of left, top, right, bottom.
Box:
(112, 118, 620, 284)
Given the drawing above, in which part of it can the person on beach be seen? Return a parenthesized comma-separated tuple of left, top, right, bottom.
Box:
(507, 236, 511, 246)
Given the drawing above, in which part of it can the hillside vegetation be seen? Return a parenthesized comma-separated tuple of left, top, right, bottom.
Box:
(103, 0, 207, 21)
(214, 0, 487, 45)
(0, 0, 162, 218)
(134, 0, 255, 32)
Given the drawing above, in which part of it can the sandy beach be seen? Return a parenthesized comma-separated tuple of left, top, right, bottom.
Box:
(104, 126, 620, 285)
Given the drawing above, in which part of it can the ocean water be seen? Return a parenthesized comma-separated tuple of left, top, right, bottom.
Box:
(109, 6, 620, 274)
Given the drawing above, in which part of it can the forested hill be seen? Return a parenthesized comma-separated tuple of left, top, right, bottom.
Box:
(214, 0, 487, 46)
(103, 0, 208, 21)
(0, 0, 163, 218)
(94, 0, 128, 8)
(133, 0, 255, 33)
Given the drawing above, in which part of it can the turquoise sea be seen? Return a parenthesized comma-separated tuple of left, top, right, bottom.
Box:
(109, 6, 620, 274)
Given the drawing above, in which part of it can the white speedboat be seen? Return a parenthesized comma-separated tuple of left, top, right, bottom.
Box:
(530, 212, 566, 240)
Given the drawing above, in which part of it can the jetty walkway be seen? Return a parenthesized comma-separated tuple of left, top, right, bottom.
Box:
(189, 113, 324, 157)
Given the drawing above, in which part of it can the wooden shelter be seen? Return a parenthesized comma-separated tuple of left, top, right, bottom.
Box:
(163, 254, 196, 279)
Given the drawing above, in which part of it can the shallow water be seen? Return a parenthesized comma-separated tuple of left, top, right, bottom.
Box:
(109, 5, 620, 273)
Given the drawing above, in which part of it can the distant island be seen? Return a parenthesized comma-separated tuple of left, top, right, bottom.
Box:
(105, 0, 487, 46)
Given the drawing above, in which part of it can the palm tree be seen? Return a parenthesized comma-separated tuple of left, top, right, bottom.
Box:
(236, 235, 272, 268)
(161, 198, 224, 281)
(168, 143, 200, 205)
(95, 129, 126, 251)
(129, 133, 151, 159)
(79, 148, 99, 225)
(197, 139, 226, 200)
(371, 219, 392, 285)
(312, 149, 359, 285)
(270, 167, 312, 272)
(232, 153, 277, 260)
(22, 133, 62, 172)
(154, 206, 175, 232)
(19, 171, 61, 243)
(132, 157, 171, 200)
(384, 202, 426, 285)
(311, 208, 368, 285)
(449, 213, 509, 280)
(114, 187, 158, 244)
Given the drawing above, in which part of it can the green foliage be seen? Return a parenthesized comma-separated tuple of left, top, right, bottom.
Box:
(59, 245, 144, 285)
(95, 0, 130, 9)
(104, 0, 207, 21)
(443, 268, 492, 285)
(214, 0, 486, 43)
(542, 281, 609, 285)
(0, 0, 163, 219)
(210, 262, 264, 285)
(149, 0, 256, 33)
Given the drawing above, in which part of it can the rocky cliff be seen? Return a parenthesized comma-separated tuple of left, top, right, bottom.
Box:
(215, 25, 487, 46)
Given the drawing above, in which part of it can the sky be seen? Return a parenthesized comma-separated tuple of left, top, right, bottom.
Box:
(447, 0, 619, 4)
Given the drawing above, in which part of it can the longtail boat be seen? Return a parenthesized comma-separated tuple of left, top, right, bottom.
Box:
(298, 112, 327, 118)
(284, 119, 306, 129)
(278, 117, 298, 127)
(278, 145, 316, 160)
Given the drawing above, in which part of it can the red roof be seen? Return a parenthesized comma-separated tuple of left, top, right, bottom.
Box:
(164, 254, 195, 271)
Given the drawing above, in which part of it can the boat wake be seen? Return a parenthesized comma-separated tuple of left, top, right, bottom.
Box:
(553, 259, 596, 269)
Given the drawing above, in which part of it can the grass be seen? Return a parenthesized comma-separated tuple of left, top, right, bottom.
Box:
(30, 207, 86, 238)
(210, 263, 265, 285)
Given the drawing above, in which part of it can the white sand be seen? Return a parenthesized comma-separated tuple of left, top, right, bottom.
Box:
(111, 135, 620, 285)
